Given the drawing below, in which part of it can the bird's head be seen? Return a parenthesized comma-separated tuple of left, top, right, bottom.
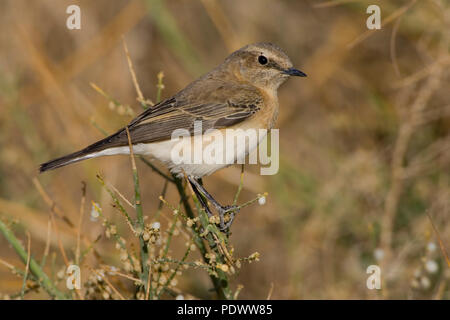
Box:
(225, 42, 306, 90)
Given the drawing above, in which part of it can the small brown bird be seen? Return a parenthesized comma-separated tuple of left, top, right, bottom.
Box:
(40, 42, 306, 229)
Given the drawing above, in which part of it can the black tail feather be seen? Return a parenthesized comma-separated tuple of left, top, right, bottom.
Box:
(39, 149, 90, 173)
(39, 128, 126, 173)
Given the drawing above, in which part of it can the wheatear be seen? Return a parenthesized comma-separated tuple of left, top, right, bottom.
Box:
(40, 42, 306, 230)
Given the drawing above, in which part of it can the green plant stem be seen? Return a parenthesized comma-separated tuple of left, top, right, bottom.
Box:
(154, 180, 169, 220)
(157, 245, 191, 299)
(153, 209, 179, 298)
(131, 166, 150, 295)
(233, 165, 245, 205)
(0, 220, 67, 299)
(194, 199, 232, 299)
(174, 176, 231, 299)
(97, 175, 134, 228)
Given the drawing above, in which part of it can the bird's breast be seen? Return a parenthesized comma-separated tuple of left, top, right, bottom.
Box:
(247, 88, 279, 130)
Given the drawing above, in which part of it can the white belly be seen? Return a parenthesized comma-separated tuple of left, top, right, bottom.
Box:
(87, 127, 268, 178)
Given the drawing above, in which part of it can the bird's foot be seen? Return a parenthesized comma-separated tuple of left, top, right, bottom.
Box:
(217, 205, 240, 231)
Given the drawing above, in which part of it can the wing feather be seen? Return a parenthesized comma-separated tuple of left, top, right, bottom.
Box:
(85, 80, 263, 152)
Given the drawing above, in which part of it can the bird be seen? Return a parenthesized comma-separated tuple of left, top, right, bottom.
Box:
(39, 42, 306, 230)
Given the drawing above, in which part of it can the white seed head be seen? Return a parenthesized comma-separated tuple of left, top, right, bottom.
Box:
(420, 276, 431, 289)
(108, 266, 118, 275)
(90, 202, 100, 221)
(427, 242, 437, 252)
(152, 222, 161, 230)
(258, 196, 266, 206)
(425, 260, 438, 274)
(373, 248, 384, 261)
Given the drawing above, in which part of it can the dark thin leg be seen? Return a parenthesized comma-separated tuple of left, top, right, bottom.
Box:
(188, 177, 213, 218)
(187, 176, 239, 230)
(188, 177, 222, 211)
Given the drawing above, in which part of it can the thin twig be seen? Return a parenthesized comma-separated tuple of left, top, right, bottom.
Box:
(102, 265, 141, 283)
(92, 268, 126, 300)
(108, 182, 135, 209)
(154, 180, 169, 220)
(32, 178, 74, 228)
(76, 182, 86, 265)
(426, 211, 450, 268)
(157, 245, 191, 299)
(122, 37, 151, 107)
(40, 217, 51, 268)
(125, 126, 149, 295)
(200, 0, 240, 52)
(48, 204, 69, 267)
(266, 282, 274, 300)
(97, 174, 136, 233)
(233, 165, 245, 205)
(20, 231, 31, 299)
(156, 71, 165, 103)
(390, 15, 402, 77)
(145, 260, 152, 300)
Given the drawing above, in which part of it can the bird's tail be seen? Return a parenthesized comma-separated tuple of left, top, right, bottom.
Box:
(39, 149, 95, 173)
(39, 129, 126, 173)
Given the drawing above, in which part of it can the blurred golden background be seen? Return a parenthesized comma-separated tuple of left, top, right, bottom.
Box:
(0, 0, 449, 299)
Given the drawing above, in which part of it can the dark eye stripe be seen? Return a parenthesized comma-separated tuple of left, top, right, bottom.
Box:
(266, 60, 284, 71)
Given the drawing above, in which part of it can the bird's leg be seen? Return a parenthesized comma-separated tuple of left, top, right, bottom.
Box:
(188, 177, 213, 218)
(187, 176, 239, 230)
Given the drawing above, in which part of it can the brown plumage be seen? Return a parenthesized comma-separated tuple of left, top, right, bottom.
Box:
(40, 43, 305, 174)
(39, 42, 306, 230)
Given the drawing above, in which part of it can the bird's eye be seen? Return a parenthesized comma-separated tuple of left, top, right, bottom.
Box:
(258, 55, 268, 65)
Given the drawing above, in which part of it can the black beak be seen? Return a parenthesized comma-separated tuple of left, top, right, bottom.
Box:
(283, 68, 307, 77)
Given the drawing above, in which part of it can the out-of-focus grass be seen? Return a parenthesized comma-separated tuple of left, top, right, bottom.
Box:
(144, 0, 204, 76)
(0, 0, 449, 299)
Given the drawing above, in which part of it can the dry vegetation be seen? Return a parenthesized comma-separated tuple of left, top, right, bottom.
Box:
(0, 0, 449, 299)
